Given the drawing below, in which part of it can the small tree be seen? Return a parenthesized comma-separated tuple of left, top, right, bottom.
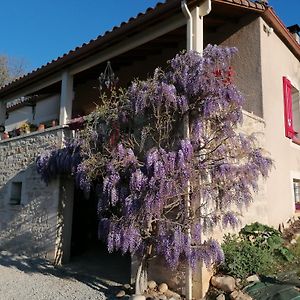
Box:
(0, 55, 26, 87)
(37, 45, 272, 295)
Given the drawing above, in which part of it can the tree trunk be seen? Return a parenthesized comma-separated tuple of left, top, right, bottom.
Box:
(135, 256, 148, 295)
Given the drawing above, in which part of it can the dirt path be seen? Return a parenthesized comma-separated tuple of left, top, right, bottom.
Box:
(0, 251, 122, 300)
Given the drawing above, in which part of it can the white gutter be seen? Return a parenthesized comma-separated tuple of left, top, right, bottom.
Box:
(181, 1, 211, 299)
(181, 2, 193, 300)
(181, 0, 193, 51)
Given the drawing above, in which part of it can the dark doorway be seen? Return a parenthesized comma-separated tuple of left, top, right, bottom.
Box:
(70, 187, 131, 284)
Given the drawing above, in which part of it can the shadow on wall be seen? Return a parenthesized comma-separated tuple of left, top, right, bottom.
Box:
(0, 163, 59, 260)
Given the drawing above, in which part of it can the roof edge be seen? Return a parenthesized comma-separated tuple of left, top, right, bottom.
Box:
(262, 7, 300, 60)
(212, 0, 265, 11)
(0, 0, 183, 98)
(2, 0, 299, 99)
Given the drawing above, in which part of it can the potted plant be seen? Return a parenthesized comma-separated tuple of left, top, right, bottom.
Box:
(19, 122, 31, 134)
(51, 120, 58, 127)
(30, 123, 38, 132)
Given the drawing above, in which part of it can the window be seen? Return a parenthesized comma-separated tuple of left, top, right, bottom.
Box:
(10, 182, 22, 205)
(292, 86, 300, 134)
(283, 77, 300, 142)
(293, 179, 300, 211)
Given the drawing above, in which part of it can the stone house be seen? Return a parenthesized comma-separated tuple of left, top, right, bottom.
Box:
(0, 0, 299, 297)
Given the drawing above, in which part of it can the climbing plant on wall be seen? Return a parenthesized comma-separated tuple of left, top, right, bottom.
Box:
(36, 45, 273, 294)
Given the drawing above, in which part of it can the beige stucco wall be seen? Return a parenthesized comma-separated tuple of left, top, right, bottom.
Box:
(209, 15, 300, 228)
(260, 17, 300, 226)
(239, 111, 269, 225)
(207, 16, 272, 226)
(207, 16, 263, 118)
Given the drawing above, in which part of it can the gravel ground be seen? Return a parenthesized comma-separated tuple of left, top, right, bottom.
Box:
(0, 251, 125, 300)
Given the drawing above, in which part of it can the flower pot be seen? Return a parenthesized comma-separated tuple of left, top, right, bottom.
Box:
(15, 128, 21, 136)
(38, 124, 45, 131)
(2, 132, 9, 139)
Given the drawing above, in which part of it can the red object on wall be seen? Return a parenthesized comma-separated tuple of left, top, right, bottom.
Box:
(283, 76, 295, 138)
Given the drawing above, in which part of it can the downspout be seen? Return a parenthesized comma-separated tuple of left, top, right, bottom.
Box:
(181, 2, 193, 300)
(181, 1, 211, 300)
(181, 0, 193, 51)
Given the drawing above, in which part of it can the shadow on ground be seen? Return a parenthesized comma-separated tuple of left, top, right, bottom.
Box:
(0, 250, 131, 300)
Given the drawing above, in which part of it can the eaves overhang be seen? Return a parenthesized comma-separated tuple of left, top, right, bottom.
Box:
(262, 7, 300, 61)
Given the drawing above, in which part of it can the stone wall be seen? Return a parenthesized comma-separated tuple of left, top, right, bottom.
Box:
(0, 127, 66, 260)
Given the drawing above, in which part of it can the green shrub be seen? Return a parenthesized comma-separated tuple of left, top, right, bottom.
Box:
(220, 222, 294, 279)
(221, 233, 275, 278)
(289, 237, 300, 275)
(241, 222, 294, 262)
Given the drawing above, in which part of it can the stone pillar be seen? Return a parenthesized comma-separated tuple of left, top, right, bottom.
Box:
(59, 71, 74, 125)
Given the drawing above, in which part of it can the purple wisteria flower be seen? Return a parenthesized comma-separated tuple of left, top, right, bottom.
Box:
(36, 45, 273, 273)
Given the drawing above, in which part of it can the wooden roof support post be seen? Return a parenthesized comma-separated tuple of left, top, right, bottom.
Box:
(59, 70, 74, 126)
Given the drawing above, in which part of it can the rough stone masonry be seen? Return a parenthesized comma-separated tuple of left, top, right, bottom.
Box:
(0, 127, 66, 260)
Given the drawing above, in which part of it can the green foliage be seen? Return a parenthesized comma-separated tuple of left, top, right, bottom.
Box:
(289, 237, 300, 275)
(241, 222, 293, 262)
(0, 55, 26, 87)
(220, 222, 294, 279)
(221, 233, 275, 278)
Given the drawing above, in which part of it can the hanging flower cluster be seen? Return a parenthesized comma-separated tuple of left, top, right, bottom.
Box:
(36, 140, 90, 191)
(36, 45, 273, 271)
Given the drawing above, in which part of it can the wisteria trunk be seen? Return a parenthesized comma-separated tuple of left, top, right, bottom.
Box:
(135, 256, 148, 295)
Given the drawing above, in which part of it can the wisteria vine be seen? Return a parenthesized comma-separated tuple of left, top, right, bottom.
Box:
(36, 45, 273, 274)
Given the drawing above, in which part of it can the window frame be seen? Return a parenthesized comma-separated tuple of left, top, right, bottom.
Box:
(283, 76, 300, 145)
(9, 181, 23, 206)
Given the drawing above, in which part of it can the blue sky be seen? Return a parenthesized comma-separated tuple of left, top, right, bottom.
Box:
(0, 0, 298, 73)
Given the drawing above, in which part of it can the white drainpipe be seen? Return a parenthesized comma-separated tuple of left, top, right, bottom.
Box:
(181, 1, 211, 299)
(181, 0, 193, 51)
